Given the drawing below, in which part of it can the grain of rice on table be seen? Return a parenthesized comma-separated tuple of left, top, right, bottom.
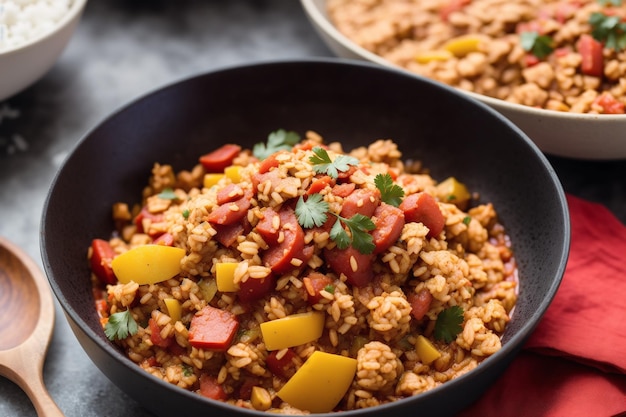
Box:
(89, 130, 517, 413)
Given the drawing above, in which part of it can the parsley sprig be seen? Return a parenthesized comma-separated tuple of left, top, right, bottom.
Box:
(104, 309, 138, 341)
(520, 31, 554, 59)
(374, 173, 404, 207)
(253, 129, 300, 160)
(295, 193, 375, 254)
(433, 306, 464, 343)
(589, 12, 626, 51)
(309, 147, 359, 179)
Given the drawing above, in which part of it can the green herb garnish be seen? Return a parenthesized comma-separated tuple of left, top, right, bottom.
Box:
(182, 209, 190, 219)
(330, 213, 376, 254)
(462, 216, 471, 225)
(433, 306, 464, 343)
(374, 173, 404, 207)
(253, 129, 300, 160)
(309, 147, 359, 179)
(323, 284, 335, 294)
(589, 12, 626, 50)
(157, 187, 177, 200)
(520, 31, 554, 59)
(295, 194, 329, 228)
(104, 309, 138, 341)
(597, 0, 621, 6)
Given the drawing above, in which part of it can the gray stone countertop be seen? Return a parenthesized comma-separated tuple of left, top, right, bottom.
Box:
(0, 1, 624, 416)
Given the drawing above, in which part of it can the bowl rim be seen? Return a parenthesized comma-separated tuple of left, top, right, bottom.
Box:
(0, 0, 88, 57)
(300, 0, 626, 122)
(41, 57, 571, 416)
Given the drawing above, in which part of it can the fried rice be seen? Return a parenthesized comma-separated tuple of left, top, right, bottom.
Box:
(88, 130, 517, 414)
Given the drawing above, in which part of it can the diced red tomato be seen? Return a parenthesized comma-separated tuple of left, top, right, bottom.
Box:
(267, 348, 298, 379)
(593, 92, 625, 114)
(188, 306, 239, 351)
(261, 208, 305, 274)
(149, 318, 172, 348)
(524, 53, 540, 68)
(371, 203, 405, 254)
(577, 34, 604, 77)
(399, 192, 445, 238)
(199, 374, 228, 400)
(324, 246, 374, 287)
(90, 239, 117, 285)
(153, 232, 174, 246)
(199, 144, 241, 172)
(307, 175, 334, 195)
(134, 206, 164, 236)
(340, 188, 381, 218)
(258, 152, 282, 174)
(303, 272, 334, 305)
(408, 289, 434, 320)
(95, 299, 108, 319)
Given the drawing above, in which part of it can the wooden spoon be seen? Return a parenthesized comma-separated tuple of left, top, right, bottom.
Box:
(0, 236, 64, 417)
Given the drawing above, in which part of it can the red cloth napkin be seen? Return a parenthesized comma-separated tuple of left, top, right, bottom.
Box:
(458, 194, 626, 417)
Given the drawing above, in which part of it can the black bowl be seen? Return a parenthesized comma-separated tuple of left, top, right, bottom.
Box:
(41, 59, 570, 417)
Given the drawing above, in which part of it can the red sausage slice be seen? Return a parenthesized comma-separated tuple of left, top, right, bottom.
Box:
(399, 192, 445, 238)
(207, 192, 252, 226)
(371, 203, 405, 254)
(324, 246, 374, 287)
(188, 305, 239, 351)
(199, 144, 241, 172)
(261, 208, 305, 274)
(340, 188, 381, 218)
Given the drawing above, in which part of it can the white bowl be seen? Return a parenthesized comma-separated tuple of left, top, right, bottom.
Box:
(0, 0, 87, 101)
(300, 0, 626, 160)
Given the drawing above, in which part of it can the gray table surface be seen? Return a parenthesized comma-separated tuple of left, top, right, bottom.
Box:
(0, 1, 625, 416)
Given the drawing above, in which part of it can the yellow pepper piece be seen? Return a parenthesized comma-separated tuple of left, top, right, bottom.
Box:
(277, 351, 357, 413)
(443, 35, 482, 57)
(415, 49, 453, 64)
(164, 298, 182, 323)
(198, 278, 218, 303)
(216, 262, 239, 292)
(436, 176, 471, 209)
(251, 386, 272, 411)
(416, 335, 441, 365)
(203, 173, 224, 188)
(224, 165, 242, 183)
(260, 311, 325, 351)
(111, 245, 185, 285)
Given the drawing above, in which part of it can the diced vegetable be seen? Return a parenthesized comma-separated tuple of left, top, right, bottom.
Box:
(164, 298, 182, 323)
(267, 348, 298, 379)
(444, 35, 482, 57)
(577, 34, 604, 77)
(593, 92, 625, 114)
(408, 288, 433, 320)
(277, 351, 357, 413)
(216, 262, 239, 292)
(134, 206, 165, 236)
(436, 177, 471, 209)
(199, 144, 242, 172)
(148, 317, 172, 348)
(188, 305, 239, 351)
(302, 272, 333, 305)
(415, 50, 453, 64)
(90, 239, 117, 285)
(415, 335, 441, 365)
(250, 386, 272, 411)
(203, 173, 224, 188)
(111, 245, 185, 285)
(260, 311, 325, 351)
(198, 278, 218, 303)
(199, 374, 228, 400)
(224, 165, 242, 183)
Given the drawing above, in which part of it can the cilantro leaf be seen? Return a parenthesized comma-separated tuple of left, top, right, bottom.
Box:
(589, 12, 626, 51)
(309, 147, 359, 179)
(158, 188, 178, 200)
(330, 213, 376, 254)
(374, 173, 405, 207)
(104, 309, 138, 341)
(597, 0, 621, 6)
(520, 31, 554, 59)
(295, 194, 329, 228)
(253, 129, 300, 160)
(433, 306, 464, 343)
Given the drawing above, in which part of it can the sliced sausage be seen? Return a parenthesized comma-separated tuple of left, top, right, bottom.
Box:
(399, 192, 445, 238)
(340, 188, 381, 218)
(371, 203, 405, 254)
(199, 144, 241, 172)
(324, 246, 374, 287)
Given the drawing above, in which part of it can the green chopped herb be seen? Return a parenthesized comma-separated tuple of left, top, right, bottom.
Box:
(520, 31, 554, 59)
(295, 194, 329, 228)
(182, 365, 194, 377)
(252, 129, 300, 160)
(433, 306, 464, 343)
(462, 216, 471, 225)
(323, 284, 335, 294)
(182, 209, 190, 219)
(374, 173, 404, 207)
(104, 309, 138, 341)
(309, 147, 359, 179)
(330, 213, 376, 255)
(589, 12, 626, 50)
(157, 187, 178, 200)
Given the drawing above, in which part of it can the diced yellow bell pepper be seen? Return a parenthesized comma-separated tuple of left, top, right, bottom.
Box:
(251, 386, 272, 411)
(111, 245, 185, 285)
(443, 35, 482, 57)
(260, 311, 325, 351)
(203, 173, 224, 188)
(277, 351, 357, 413)
(436, 176, 471, 209)
(415, 49, 453, 64)
(224, 165, 242, 183)
(415, 335, 441, 365)
(216, 262, 239, 292)
(164, 298, 182, 323)
(198, 278, 218, 303)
